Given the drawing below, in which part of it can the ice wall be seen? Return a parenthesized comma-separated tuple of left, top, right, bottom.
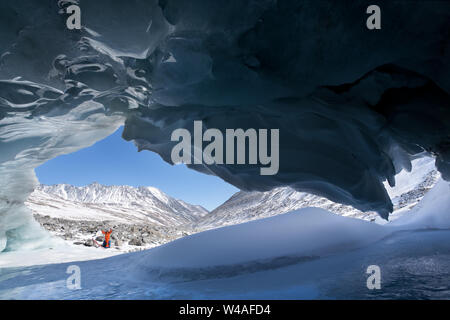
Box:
(0, 0, 449, 250)
(0, 88, 124, 251)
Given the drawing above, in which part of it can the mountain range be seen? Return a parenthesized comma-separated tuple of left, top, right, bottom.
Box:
(27, 158, 439, 232)
(27, 183, 208, 227)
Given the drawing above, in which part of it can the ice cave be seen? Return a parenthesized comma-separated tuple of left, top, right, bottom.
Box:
(0, 0, 449, 300)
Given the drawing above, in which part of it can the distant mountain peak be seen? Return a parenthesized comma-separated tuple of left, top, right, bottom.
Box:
(30, 183, 208, 226)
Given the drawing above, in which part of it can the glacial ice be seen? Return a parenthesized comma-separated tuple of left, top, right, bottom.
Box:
(0, 0, 449, 250)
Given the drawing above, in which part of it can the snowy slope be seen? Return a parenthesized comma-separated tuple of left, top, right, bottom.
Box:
(391, 178, 450, 229)
(198, 157, 439, 229)
(197, 187, 369, 229)
(26, 183, 208, 226)
(131, 208, 389, 269)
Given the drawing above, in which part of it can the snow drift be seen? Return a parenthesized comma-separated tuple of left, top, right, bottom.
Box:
(0, 0, 450, 251)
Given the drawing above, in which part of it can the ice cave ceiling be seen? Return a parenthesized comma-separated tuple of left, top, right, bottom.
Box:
(0, 0, 449, 249)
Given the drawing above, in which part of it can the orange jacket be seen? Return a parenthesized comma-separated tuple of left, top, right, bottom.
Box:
(102, 229, 112, 244)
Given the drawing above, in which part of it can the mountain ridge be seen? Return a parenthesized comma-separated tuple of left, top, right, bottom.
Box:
(196, 157, 439, 229)
(28, 158, 439, 231)
(27, 183, 209, 226)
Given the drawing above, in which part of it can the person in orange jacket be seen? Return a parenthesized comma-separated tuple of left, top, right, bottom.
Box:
(101, 229, 112, 248)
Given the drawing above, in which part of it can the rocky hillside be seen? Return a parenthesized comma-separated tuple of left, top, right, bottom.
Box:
(27, 183, 209, 252)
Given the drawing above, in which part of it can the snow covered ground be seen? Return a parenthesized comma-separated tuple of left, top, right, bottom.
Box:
(0, 243, 120, 269)
(0, 177, 448, 299)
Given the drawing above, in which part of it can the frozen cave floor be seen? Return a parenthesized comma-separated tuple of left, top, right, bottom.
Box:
(0, 180, 449, 300)
(0, 228, 449, 299)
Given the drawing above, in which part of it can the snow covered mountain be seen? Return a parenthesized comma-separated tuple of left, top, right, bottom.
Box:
(198, 157, 439, 229)
(197, 187, 368, 229)
(27, 158, 439, 233)
(27, 183, 208, 226)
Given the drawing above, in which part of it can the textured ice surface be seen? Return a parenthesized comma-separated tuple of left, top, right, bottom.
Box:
(0, 0, 449, 250)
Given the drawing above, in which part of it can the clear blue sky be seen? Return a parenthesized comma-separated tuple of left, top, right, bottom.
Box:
(35, 127, 239, 211)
